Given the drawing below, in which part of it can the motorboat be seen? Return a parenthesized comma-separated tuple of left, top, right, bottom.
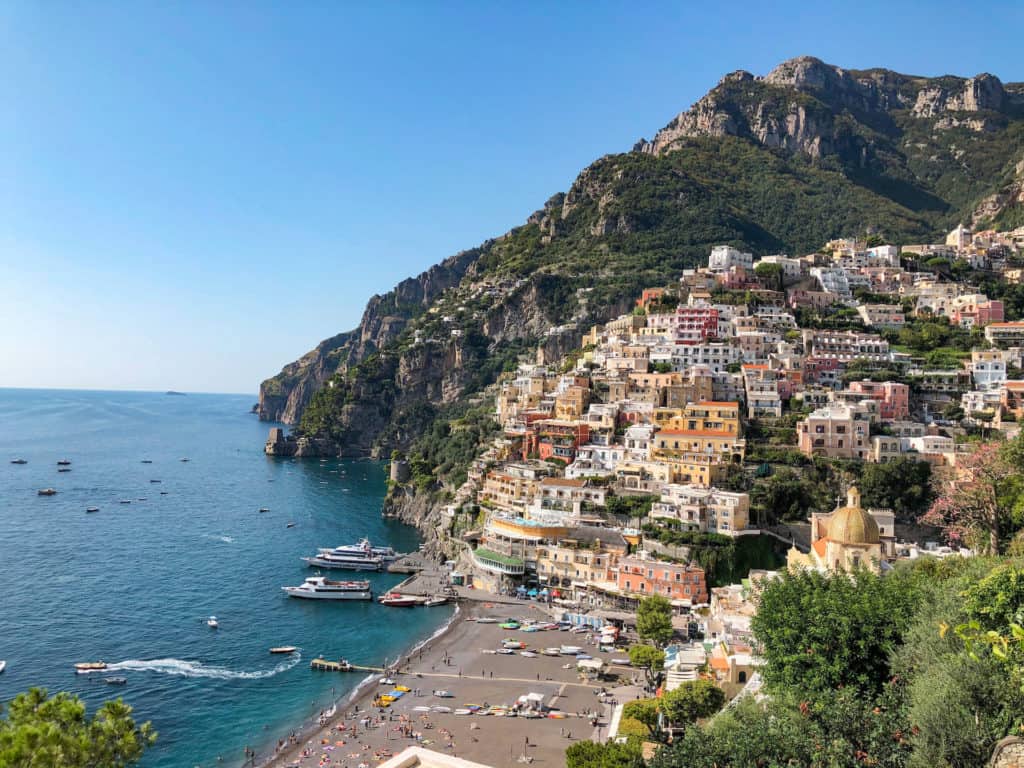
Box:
(270, 646, 298, 654)
(119, 499, 131, 504)
(37, 488, 57, 496)
(10, 459, 27, 464)
(180, 458, 190, 462)
(496, 648, 514, 654)
(499, 621, 520, 630)
(86, 507, 99, 513)
(423, 596, 448, 607)
(283, 576, 372, 600)
(149, 479, 161, 483)
(378, 592, 419, 607)
(75, 662, 107, 674)
(207, 616, 219, 629)
(502, 640, 526, 650)
(57, 460, 71, 466)
(302, 549, 383, 571)
(559, 646, 583, 655)
(286, 522, 295, 528)
(475, 617, 498, 624)
(141, 460, 153, 464)
(0, 660, 6, 674)
(432, 689, 454, 698)
(160, 491, 169, 495)
(104, 677, 127, 685)
(542, 648, 561, 656)
(379, 677, 395, 685)
(317, 538, 397, 562)
(58, 467, 72, 473)
(520, 651, 538, 658)
(258, 507, 269, 513)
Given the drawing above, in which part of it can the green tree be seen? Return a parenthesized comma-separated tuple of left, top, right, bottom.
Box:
(636, 594, 674, 647)
(660, 680, 725, 732)
(754, 262, 784, 290)
(565, 739, 645, 768)
(751, 568, 920, 697)
(0, 688, 156, 767)
(859, 457, 932, 520)
(622, 698, 661, 738)
(627, 645, 665, 688)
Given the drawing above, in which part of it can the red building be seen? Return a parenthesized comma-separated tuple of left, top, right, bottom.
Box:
(522, 420, 591, 462)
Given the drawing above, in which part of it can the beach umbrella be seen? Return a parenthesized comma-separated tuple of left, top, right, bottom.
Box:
(527, 588, 538, 597)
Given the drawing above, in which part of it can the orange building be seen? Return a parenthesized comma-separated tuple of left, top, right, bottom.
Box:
(614, 554, 708, 606)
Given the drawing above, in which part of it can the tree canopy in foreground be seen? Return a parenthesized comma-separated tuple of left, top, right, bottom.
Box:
(0, 688, 156, 768)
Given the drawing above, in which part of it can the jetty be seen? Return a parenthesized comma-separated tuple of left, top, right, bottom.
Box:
(310, 658, 381, 673)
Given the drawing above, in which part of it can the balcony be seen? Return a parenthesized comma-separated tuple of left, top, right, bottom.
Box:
(472, 547, 526, 576)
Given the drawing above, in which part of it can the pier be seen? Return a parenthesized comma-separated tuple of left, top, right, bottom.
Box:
(309, 659, 383, 673)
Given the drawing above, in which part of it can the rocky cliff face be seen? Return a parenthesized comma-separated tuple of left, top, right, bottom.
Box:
(637, 56, 1018, 163)
(258, 248, 481, 424)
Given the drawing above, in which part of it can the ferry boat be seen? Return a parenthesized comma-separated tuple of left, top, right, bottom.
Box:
(318, 538, 397, 562)
(283, 576, 372, 601)
(301, 549, 384, 571)
(378, 592, 419, 607)
(75, 662, 107, 674)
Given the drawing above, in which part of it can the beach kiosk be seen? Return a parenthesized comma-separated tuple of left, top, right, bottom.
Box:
(577, 657, 606, 681)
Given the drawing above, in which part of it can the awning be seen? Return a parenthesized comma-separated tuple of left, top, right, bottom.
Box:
(527, 588, 539, 597)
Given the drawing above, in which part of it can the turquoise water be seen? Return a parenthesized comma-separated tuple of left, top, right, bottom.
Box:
(0, 389, 451, 768)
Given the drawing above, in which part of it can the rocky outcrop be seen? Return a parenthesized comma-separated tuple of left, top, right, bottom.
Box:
(971, 157, 1024, 226)
(258, 248, 481, 424)
(636, 55, 1011, 162)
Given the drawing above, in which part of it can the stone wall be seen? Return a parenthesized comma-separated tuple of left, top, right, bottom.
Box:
(993, 737, 1024, 768)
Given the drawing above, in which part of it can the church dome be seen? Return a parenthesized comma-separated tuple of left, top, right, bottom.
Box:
(827, 487, 880, 545)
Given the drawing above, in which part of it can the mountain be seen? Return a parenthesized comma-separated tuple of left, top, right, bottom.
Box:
(258, 56, 1024, 457)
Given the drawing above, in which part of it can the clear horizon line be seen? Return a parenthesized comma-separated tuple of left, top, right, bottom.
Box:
(0, 385, 256, 397)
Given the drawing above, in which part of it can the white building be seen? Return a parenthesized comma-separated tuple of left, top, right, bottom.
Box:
(709, 245, 754, 272)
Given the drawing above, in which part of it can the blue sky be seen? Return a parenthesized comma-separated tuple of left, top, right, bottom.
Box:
(2, 1, 1022, 394)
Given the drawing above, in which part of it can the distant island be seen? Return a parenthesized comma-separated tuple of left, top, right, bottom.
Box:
(165, 391, 187, 396)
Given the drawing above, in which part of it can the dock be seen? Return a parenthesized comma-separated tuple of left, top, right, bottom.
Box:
(310, 658, 383, 673)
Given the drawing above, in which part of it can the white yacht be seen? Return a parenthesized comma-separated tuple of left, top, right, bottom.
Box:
(305, 552, 385, 573)
(283, 576, 372, 600)
(318, 538, 397, 561)
(207, 616, 219, 629)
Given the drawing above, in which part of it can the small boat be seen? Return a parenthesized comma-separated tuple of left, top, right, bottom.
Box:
(37, 488, 57, 496)
(323, 704, 337, 718)
(432, 689, 454, 698)
(378, 592, 418, 607)
(379, 677, 395, 685)
(160, 491, 169, 495)
(10, 459, 27, 464)
(141, 460, 153, 464)
(75, 662, 107, 674)
(520, 651, 538, 658)
(560, 645, 583, 655)
(0, 660, 6, 674)
(207, 616, 219, 629)
(497, 648, 514, 655)
(286, 522, 295, 528)
(119, 499, 131, 504)
(258, 507, 269, 513)
(57, 460, 71, 466)
(150, 479, 161, 483)
(137, 497, 147, 501)
(423, 596, 448, 607)
(475, 617, 498, 624)
(103, 677, 127, 685)
(499, 621, 519, 630)
(58, 467, 72, 473)
(270, 646, 297, 654)
(86, 507, 99, 513)
(180, 458, 190, 462)
(542, 648, 561, 656)
(502, 640, 526, 650)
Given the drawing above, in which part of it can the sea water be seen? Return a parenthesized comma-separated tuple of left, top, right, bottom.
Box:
(0, 389, 451, 767)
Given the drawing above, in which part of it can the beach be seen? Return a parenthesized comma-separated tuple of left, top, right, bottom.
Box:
(259, 601, 636, 768)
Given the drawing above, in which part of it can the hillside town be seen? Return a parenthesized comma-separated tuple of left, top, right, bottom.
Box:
(403, 224, 1024, 707)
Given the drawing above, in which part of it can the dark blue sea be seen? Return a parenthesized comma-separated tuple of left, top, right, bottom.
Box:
(0, 389, 451, 767)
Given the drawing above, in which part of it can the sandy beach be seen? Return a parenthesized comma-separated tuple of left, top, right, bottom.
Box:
(259, 601, 634, 768)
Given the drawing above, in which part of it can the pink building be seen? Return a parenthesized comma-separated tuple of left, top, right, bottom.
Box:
(847, 380, 910, 421)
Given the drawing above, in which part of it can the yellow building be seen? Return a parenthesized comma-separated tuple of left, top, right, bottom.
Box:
(787, 487, 883, 573)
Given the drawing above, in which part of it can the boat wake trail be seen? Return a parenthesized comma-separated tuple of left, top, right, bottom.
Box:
(106, 654, 301, 680)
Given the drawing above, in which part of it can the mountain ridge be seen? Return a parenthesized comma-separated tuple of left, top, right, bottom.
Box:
(258, 56, 1024, 456)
